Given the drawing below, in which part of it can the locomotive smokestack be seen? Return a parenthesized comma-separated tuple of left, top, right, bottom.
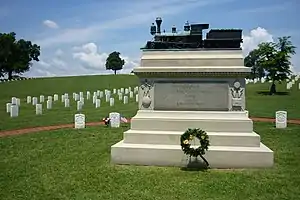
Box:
(155, 17, 162, 34)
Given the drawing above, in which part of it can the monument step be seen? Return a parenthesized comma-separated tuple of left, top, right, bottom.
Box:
(111, 141, 274, 169)
(123, 130, 261, 147)
(131, 118, 253, 132)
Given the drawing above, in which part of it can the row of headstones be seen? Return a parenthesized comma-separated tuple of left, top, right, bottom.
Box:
(246, 75, 300, 86)
(286, 77, 300, 89)
(74, 110, 289, 129)
(0, 77, 34, 83)
(6, 87, 139, 118)
(74, 112, 124, 129)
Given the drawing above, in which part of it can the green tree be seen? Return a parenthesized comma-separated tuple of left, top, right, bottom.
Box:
(105, 51, 125, 75)
(0, 32, 40, 79)
(244, 36, 296, 95)
(244, 48, 265, 80)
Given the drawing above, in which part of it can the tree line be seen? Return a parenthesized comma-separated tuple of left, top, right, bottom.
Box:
(0, 32, 296, 95)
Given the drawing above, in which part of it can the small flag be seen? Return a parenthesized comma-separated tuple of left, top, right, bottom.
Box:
(121, 116, 128, 123)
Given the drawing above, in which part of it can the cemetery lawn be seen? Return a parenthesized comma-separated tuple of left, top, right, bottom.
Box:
(0, 75, 299, 131)
(1, 122, 300, 200)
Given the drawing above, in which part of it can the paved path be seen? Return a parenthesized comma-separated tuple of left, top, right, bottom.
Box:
(0, 117, 300, 138)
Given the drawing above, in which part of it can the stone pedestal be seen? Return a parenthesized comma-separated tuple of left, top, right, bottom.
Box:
(111, 49, 274, 168)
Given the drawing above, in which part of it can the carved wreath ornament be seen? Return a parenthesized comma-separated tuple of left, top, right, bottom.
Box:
(180, 128, 210, 167)
(140, 79, 153, 109)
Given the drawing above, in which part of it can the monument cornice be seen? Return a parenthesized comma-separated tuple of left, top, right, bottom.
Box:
(134, 71, 250, 78)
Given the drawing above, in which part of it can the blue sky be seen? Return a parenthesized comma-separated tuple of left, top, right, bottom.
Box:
(0, 0, 299, 77)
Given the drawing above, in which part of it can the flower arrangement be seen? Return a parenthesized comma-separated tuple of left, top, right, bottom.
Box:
(180, 128, 210, 167)
(102, 117, 110, 126)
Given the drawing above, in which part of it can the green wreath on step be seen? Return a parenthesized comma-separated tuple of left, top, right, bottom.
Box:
(180, 128, 210, 166)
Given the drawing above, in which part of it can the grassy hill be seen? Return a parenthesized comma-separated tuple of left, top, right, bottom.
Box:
(0, 74, 299, 131)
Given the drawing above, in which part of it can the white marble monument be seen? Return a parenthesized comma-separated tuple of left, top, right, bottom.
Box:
(111, 49, 274, 169)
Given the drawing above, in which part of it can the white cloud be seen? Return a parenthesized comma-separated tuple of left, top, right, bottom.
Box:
(73, 42, 138, 74)
(242, 27, 274, 56)
(43, 20, 59, 29)
(35, 0, 236, 48)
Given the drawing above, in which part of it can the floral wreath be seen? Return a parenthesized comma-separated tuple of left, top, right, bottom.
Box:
(180, 128, 210, 166)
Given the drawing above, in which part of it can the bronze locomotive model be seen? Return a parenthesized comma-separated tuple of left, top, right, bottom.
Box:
(142, 17, 243, 50)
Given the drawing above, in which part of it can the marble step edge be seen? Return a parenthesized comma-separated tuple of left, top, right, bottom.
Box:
(112, 141, 273, 153)
(123, 130, 261, 147)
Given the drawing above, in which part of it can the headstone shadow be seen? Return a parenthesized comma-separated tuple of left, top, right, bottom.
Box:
(256, 91, 290, 96)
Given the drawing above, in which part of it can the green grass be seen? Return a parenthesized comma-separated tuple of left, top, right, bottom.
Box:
(1, 122, 300, 200)
(0, 75, 299, 131)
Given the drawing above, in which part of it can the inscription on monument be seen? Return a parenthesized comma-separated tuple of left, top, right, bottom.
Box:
(154, 83, 229, 111)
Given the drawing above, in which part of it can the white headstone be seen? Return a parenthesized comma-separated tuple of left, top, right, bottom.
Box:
(11, 97, 17, 105)
(27, 96, 32, 104)
(61, 94, 65, 103)
(113, 88, 116, 94)
(118, 93, 123, 101)
(105, 94, 110, 102)
(36, 104, 42, 115)
(75, 94, 79, 101)
(276, 111, 287, 129)
(125, 88, 129, 94)
(77, 101, 83, 111)
(121, 88, 124, 93)
(92, 95, 97, 104)
(16, 98, 20, 106)
(123, 96, 128, 104)
(48, 96, 53, 101)
(298, 83, 300, 90)
(40, 95, 45, 103)
(74, 114, 85, 129)
(129, 91, 133, 98)
(64, 93, 69, 99)
(95, 99, 101, 108)
(79, 92, 84, 98)
(47, 100, 52, 109)
(109, 112, 121, 128)
(99, 91, 104, 98)
(80, 97, 84, 105)
(96, 90, 100, 96)
(10, 105, 19, 117)
(6, 103, 11, 113)
(135, 94, 139, 102)
(64, 99, 70, 107)
(54, 94, 58, 101)
(32, 97, 38, 105)
(109, 98, 114, 106)
(86, 91, 91, 100)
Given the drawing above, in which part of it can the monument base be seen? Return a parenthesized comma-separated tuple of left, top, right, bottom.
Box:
(111, 110, 273, 168)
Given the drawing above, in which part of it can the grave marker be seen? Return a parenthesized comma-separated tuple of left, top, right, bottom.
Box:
(276, 111, 287, 128)
(10, 105, 19, 117)
(32, 97, 38, 105)
(47, 100, 52, 109)
(74, 114, 85, 129)
(109, 98, 114, 106)
(123, 96, 128, 104)
(6, 103, 11, 113)
(109, 112, 121, 128)
(40, 95, 45, 103)
(77, 101, 83, 111)
(95, 99, 101, 108)
(27, 96, 32, 104)
(54, 94, 58, 101)
(65, 99, 70, 107)
(36, 104, 42, 115)
(11, 97, 17, 105)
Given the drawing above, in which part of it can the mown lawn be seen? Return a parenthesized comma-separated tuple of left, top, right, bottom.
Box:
(0, 75, 299, 131)
(1, 122, 300, 200)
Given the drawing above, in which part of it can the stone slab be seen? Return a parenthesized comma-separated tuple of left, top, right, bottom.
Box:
(111, 141, 274, 168)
